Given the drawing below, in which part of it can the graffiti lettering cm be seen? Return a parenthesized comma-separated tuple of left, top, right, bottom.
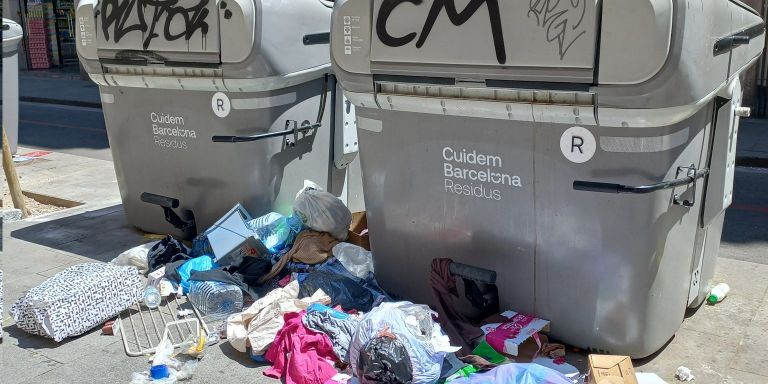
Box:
(101, 0, 210, 50)
(377, 0, 506, 64)
(528, 0, 587, 60)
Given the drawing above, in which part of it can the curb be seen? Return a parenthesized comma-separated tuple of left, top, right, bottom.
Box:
(19, 96, 102, 109)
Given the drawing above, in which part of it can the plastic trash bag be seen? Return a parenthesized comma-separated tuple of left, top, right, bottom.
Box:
(293, 181, 352, 241)
(358, 336, 414, 384)
(176, 256, 218, 294)
(350, 302, 460, 384)
(299, 270, 375, 311)
(247, 212, 303, 254)
(111, 242, 157, 274)
(448, 363, 572, 384)
(333, 243, 374, 279)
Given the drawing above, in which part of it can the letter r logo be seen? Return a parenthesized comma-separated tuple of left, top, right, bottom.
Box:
(211, 92, 231, 118)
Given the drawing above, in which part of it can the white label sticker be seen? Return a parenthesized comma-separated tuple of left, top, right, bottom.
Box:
(212, 92, 231, 118)
(560, 126, 596, 163)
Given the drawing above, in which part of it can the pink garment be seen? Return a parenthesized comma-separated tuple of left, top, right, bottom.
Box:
(264, 310, 338, 384)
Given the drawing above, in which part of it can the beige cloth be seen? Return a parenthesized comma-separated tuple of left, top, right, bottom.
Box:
(259, 231, 339, 283)
(226, 280, 330, 354)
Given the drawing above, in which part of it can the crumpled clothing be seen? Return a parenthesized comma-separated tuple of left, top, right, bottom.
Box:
(299, 270, 375, 312)
(448, 363, 572, 384)
(264, 311, 338, 384)
(430, 258, 484, 354)
(226, 280, 330, 354)
(315, 258, 391, 306)
(259, 231, 339, 283)
(303, 307, 360, 362)
(147, 236, 192, 273)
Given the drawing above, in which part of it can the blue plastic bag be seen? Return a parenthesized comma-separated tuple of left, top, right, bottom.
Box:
(177, 256, 218, 294)
(449, 363, 572, 384)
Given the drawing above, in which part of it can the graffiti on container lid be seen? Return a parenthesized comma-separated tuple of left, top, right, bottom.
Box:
(527, 0, 588, 60)
(99, 0, 210, 50)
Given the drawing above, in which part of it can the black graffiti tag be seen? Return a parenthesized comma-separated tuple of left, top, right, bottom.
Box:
(101, 0, 210, 50)
(377, 0, 506, 65)
(528, 0, 587, 60)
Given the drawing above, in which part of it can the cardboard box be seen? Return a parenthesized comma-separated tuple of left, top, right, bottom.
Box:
(588, 354, 638, 384)
(347, 211, 370, 251)
(483, 310, 550, 357)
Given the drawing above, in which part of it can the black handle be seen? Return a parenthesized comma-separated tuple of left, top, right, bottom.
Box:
(212, 121, 321, 143)
(573, 167, 709, 194)
(140, 192, 179, 209)
(449, 262, 497, 284)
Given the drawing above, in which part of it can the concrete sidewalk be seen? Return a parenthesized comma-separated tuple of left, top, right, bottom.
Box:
(0, 145, 767, 383)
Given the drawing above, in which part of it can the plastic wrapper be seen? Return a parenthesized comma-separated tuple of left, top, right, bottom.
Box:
(293, 183, 352, 241)
(448, 363, 572, 384)
(349, 302, 460, 384)
(110, 242, 157, 274)
(333, 243, 374, 279)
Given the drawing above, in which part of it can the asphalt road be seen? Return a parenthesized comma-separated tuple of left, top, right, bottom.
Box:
(17, 101, 111, 161)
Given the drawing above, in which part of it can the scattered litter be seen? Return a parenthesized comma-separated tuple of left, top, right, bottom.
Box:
(111, 242, 157, 274)
(707, 283, 730, 304)
(187, 281, 243, 322)
(102, 319, 121, 336)
(176, 309, 193, 318)
(675, 366, 694, 382)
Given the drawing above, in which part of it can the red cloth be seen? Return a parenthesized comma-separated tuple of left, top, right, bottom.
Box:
(430, 258, 484, 354)
(264, 310, 338, 384)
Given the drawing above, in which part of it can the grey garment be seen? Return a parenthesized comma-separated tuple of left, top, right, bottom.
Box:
(302, 310, 360, 362)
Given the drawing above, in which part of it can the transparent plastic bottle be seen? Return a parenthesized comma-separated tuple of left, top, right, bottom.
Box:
(188, 281, 243, 321)
(143, 285, 161, 309)
(248, 213, 303, 253)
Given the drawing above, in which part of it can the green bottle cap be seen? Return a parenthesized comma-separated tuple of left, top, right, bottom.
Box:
(707, 294, 718, 304)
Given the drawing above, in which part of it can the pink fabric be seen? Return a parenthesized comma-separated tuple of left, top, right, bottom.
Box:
(264, 311, 338, 384)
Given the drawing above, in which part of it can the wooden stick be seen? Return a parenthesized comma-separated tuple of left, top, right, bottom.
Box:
(2, 127, 29, 218)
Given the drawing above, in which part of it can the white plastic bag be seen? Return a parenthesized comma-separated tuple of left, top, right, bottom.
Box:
(332, 243, 374, 279)
(110, 242, 157, 274)
(293, 181, 352, 241)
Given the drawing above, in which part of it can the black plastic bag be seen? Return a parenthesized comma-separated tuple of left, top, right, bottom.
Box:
(358, 336, 413, 384)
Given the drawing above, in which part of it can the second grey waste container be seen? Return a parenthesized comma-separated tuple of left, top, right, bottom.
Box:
(331, 0, 764, 357)
(76, 0, 361, 238)
(2, 18, 23, 155)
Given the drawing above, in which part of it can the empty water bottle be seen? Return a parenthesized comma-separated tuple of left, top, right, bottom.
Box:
(188, 281, 243, 321)
(143, 286, 161, 309)
(247, 212, 303, 253)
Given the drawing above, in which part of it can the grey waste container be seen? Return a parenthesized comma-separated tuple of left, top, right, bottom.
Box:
(76, 0, 361, 238)
(331, 0, 764, 357)
(2, 18, 23, 155)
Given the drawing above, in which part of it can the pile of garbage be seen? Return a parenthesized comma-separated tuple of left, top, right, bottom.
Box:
(10, 180, 608, 383)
